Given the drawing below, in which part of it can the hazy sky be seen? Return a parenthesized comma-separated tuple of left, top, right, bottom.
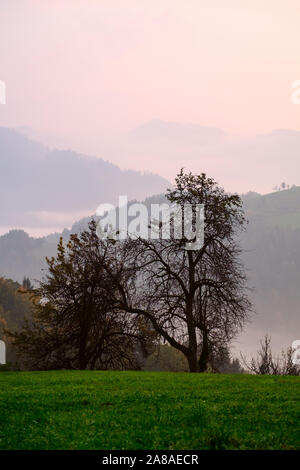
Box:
(1, 0, 300, 191)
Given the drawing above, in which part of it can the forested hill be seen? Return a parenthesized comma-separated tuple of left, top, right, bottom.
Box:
(240, 187, 300, 349)
(1, 186, 300, 352)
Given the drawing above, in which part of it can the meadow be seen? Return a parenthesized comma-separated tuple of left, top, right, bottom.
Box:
(0, 371, 299, 450)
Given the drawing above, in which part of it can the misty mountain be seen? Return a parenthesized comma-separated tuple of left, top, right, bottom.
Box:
(95, 122, 300, 196)
(128, 120, 225, 146)
(11, 122, 300, 203)
(0, 127, 170, 228)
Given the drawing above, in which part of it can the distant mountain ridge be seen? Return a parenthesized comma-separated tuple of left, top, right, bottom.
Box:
(129, 119, 225, 145)
(0, 127, 170, 229)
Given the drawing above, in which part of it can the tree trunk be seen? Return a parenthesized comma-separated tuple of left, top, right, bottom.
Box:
(79, 349, 87, 369)
(187, 352, 199, 372)
(198, 330, 209, 372)
(79, 329, 88, 370)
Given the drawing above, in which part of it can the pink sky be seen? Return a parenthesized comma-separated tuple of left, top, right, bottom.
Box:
(1, 0, 300, 189)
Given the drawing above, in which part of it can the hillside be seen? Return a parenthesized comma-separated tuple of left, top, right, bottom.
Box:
(239, 188, 300, 353)
(243, 186, 300, 228)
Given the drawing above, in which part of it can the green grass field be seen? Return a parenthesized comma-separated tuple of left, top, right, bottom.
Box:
(0, 371, 299, 450)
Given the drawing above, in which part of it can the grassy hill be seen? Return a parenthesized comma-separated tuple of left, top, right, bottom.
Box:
(0, 371, 299, 450)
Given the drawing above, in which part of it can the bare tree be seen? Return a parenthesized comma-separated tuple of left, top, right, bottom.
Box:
(110, 170, 251, 372)
(242, 335, 300, 376)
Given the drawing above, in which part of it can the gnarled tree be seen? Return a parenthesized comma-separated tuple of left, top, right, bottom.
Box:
(110, 170, 251, 372)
